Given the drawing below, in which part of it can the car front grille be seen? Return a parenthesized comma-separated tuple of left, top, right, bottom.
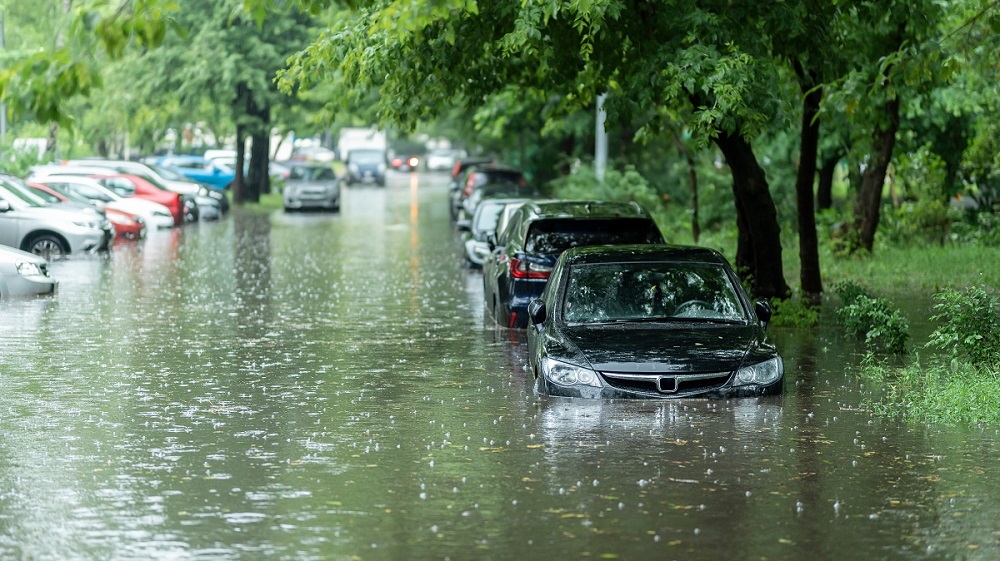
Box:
(599, 371, 732, 396)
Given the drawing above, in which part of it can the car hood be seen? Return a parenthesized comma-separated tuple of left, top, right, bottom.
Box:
(556, 323, 763, 374)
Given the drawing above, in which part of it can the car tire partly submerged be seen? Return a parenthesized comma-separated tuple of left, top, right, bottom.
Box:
(25, 233, 68, 258)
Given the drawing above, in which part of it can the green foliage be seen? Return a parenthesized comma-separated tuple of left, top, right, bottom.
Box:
(0, 50, 100, 127)
(926, 286, 1000, 365)
(859, 354, 1000, 425)
(548, 163, 670, 232)
(949, 211, 1000, 246)
(768, 298, 820, 328)
(835, 282, 909, 353)
(879, 200, 956, 246)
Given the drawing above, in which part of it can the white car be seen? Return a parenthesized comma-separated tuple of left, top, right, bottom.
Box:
(425, 149, 458, 171)
(27, 174, 176, 229)
(0, 244, 56, 297)
(62, 159, 226, 218)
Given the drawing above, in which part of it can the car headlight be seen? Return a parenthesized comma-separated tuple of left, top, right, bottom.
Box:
(348, 164, 359, 173)
(73, 220, 101, 230)
(16, 261, 44, 277)
(733, 357, 783, 387)
(541, 357, 602, 388)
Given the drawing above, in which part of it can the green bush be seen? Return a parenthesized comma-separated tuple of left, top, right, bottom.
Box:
(836, 294, 909, 354)
(769, 298, 820, 328)
(926, 286, 1000, 365)
(833, 280, 875, 306)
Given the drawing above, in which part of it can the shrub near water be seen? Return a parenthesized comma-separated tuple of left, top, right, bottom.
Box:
(834, 281, 909, 354)
(858, 287, 1000, 425)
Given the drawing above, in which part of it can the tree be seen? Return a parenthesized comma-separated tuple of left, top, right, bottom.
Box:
(265, 0, 792, 298)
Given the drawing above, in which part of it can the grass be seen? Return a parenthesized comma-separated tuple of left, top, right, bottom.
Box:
(859, 355, 1000, 425)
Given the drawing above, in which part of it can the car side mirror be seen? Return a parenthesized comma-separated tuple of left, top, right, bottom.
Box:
(487, 233, 497, 251)
(754, 299, 772, 329)
(528, 298, 546, 326)
(0, 200, 10, 212)
(456, 219, 471, 232)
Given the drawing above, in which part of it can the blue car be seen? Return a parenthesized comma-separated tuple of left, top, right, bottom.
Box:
(156, 156, 235, 191)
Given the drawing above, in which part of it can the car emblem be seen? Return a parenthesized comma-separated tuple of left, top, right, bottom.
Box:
(657, 376, 678, 393)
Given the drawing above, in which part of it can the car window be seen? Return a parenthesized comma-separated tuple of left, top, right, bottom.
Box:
(563, 262, 748, 324)
(64, 183, 115, 203)
(473, 202, 506, 234)
(524, 218, 663, 254)
(0, 177, 47, 207)
(29, 187, 61, 204)
(348, 150, 383, 164)
(102, 178, 136, 197)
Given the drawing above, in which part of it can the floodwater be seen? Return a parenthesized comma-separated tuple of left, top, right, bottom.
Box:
(2, 172, 999, 561)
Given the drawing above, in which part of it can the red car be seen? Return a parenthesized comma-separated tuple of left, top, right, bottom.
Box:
(95, 174, 185, 226)
(27, 182, 146, 241)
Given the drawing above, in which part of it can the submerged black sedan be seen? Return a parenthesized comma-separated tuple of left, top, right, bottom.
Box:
(526, 245, 783, 399)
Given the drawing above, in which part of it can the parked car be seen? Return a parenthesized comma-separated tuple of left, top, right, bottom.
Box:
(27, 176, 175, 230)
(93, 174, 186, 226)
(25, 182, 146, 241)
(483, 200, 664, 329)
(526, 244, 782, 399)
(460, 198, 530, 268)
(282, 163, 341, 212)
(156, 155, 235, 191)
(0, 174, 114, 256)
(0, 244, 57, 297)
(63, 159, 227, 216)
(450, 163, 522, 222)
(459, 181, 541, 224)
(345, 149, 387, 186)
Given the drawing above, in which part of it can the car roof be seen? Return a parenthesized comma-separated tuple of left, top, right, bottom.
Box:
(515, 200, 652, 221)
(560, 244, 730, 266)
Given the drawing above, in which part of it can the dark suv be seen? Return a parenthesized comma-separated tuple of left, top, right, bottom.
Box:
(345, 149, 387, 186)
(483, 200, 664, 328)
(450, 163, 521, 221)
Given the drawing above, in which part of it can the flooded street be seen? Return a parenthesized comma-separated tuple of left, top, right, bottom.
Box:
(2, 172, 999, 560)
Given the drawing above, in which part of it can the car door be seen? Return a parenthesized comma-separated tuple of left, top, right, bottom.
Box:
(0, 190, 26, 248)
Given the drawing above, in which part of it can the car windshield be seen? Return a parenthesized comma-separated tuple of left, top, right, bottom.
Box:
(525, 218, 662, 254)
(562, 261, 748, 324)
(289, 166, 336, 181)
(0, 176, 47, 207)
(349, 150, 384, 164)
(473, 202, 507, 234)
(150, 165, 187, 181)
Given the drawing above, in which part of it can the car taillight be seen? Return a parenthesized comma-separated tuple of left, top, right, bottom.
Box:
(407, 156, 419, 167)
(509, 257, 551, 279)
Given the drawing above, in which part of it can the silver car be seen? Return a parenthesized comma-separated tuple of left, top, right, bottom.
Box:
(282, 163, 341, 212)
(0, 244, 56, 297)
(0, 174, 114, 256)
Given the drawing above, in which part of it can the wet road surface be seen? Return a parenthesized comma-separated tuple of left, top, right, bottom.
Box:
(2, 172, 999, 560)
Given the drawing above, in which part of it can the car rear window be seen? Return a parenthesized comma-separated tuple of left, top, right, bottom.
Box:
(524, 218, 663, 254)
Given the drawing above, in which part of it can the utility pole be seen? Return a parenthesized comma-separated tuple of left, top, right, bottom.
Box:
(595, 93, 608, 182)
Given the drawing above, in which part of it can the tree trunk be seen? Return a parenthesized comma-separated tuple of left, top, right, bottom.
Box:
(672, 132, 699, 243)
(233, 124, 247, 205)
(247, 131, 268, 201)
(713, 130, 791, 300)
(853, 96, 900, 253)
(794, 65, 823, 300)
(816, 155, 838, 210)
